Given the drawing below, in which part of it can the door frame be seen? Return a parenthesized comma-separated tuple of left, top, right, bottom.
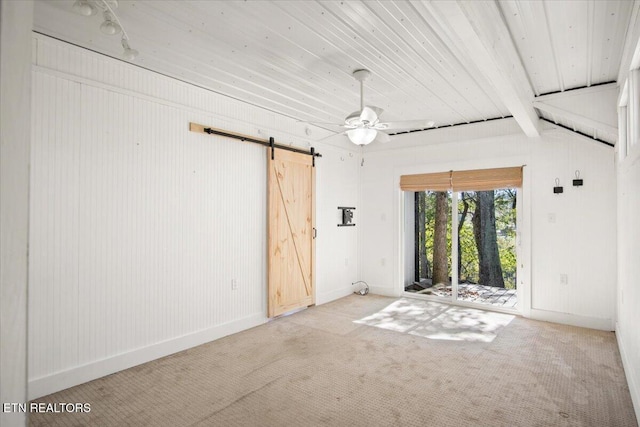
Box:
(394, 162, 531, 317)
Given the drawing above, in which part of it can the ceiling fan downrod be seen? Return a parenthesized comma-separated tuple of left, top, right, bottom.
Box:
(352, 69, 370, 112)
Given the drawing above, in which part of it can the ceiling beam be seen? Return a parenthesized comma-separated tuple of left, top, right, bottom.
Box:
(535, 82, 618, 103)
(539, 118, 614, 148)
(533, 101, 618, 136)
(426, 0, 540, 137)
(533, 81, 618, 140)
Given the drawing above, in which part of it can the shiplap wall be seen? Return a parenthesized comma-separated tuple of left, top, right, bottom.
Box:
(615, 74, 640, 418)
(616, 143, 640, 419)
(1, 3, 32, 426)
(359, 119, 617, 329)
(28, 34, 360, 399)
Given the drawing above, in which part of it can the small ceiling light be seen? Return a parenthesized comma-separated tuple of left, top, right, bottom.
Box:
(72, 0, 97, 16)
(72, 0, 138, 61)
(100, 11, 121, 35)
(121, 38, 138, 61)
(347, 128, 377, 146)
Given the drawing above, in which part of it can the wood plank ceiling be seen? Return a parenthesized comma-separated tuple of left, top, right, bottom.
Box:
(33, 0, 634, 144)
(501, 0, 630, 95)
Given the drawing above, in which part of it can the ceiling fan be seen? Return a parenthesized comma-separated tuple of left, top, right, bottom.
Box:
(316, 69, 435, 146)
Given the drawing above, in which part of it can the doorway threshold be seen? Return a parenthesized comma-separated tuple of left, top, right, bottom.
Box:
(403, 291, 520, 316)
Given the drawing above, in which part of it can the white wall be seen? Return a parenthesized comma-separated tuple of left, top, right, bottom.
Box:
(28, 34, 359, 399)
(615, 32, 640, 416)
(1, 2, 33, 425)
(315, 147, 361, 304)
(616, 138, 640, 420)
(359, 119, 617, 330)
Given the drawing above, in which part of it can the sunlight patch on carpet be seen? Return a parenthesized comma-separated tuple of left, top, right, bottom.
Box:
(355, 298, 514, 342)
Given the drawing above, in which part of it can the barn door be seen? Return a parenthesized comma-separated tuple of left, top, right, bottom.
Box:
(267, 148, 315, 317)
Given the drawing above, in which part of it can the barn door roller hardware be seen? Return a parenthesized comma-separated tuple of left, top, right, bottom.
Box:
(189, 122, 322, 165)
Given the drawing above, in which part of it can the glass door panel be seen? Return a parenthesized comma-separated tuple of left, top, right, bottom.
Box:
(405, 191, 452, 299)
(455, 189, 517, 308)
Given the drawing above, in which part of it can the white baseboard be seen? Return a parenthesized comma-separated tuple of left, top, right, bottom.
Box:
(28, 313, 266, 400)
(368, 285, 401, 297)
(316, 286, 354, 305)
(528, 308, 614, 331)
(616, 322, 640, 423)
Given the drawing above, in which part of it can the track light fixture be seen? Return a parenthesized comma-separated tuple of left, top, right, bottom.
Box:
(72, 0, 97, 16)
(121, 38, 138, 61)
(100, 11, 121, 35)
(71, 0, 138, 61)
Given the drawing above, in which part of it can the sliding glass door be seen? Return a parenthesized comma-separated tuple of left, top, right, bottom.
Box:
(403, 167, 521, 312)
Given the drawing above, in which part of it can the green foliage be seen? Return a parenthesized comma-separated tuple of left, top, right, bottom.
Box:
(494, 189, 517, 288)
(419, 189, 517, 289)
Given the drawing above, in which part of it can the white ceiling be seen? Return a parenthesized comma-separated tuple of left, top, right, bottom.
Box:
(502, 0, 631, 95)
(33, 0, 634, 143)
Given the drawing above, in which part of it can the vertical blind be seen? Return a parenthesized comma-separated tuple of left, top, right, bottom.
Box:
(400, 166, 523, 192)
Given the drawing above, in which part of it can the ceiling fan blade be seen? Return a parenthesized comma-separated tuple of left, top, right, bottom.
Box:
(368, 105, 384, 117)
(376, 119, 435, 131)
(304, 122, 351, 133)
(374, 131, 391, 144)
(359, 106, 380, 124)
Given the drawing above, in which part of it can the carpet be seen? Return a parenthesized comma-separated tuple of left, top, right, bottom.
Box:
(29, 295, 637, 427)
(355, 298, 515, 342)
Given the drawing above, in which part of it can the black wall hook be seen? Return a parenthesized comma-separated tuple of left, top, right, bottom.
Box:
(554, 178, 563, 194)
(573, 170, 583, 186)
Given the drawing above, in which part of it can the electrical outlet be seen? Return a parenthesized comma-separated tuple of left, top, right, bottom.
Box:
(548, 213, 556, 223)
(231, 279, 238, 290)
(560, 274, 568, 285)
(381, 258, 386, 266)
(344, 258, 349, 267)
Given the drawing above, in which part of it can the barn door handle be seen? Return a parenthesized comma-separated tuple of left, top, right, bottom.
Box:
(313, 228, 317, 239)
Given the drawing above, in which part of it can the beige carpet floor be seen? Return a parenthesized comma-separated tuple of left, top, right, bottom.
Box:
(30, 295, 637, 427)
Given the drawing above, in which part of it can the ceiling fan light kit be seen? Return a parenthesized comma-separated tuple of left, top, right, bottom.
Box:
(347, 128, 377, 146)
(347, 128, 378, 145)
(72, 0, 138, 61)
(326, 69, 435, 146)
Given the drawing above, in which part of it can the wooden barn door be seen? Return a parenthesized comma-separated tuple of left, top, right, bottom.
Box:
(268, 148, 315, 317)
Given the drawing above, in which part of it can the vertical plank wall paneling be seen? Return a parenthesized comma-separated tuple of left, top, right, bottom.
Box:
(30, 72, 83, 380)
(616, 141, 640, 418)
(28, 34, 360, 398)
(358, 123, 616, 329)
(529, 130, 616, 319)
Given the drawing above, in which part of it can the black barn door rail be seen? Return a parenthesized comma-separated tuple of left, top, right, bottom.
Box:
(189, 122, 322, 165)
